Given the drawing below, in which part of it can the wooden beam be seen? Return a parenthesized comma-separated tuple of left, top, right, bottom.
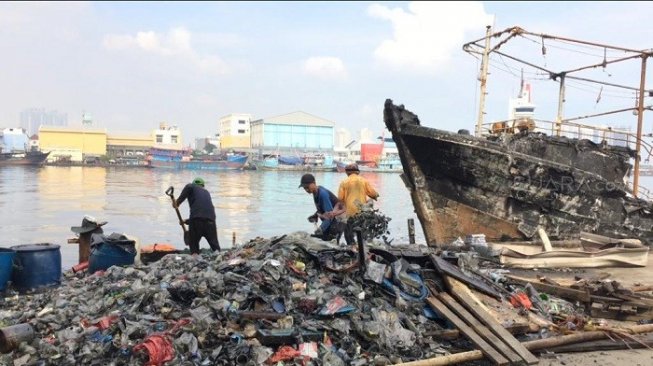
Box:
(425, 296, 509, 365)
(396, 324, 653, 366)
(445, 277, 539, 365)
(438, 292, 525, 364)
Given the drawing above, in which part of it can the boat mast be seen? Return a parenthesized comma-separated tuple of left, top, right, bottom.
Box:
(554, 73, 566, 136)
(634, 56, 648, 197)
(475, 25, 492, 137)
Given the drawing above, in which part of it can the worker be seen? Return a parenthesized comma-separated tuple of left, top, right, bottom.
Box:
(70, 215, 107, 263)
(299, 173, 346, 243)
(174, 177, 221, 256)
(338, 164, 380, 244)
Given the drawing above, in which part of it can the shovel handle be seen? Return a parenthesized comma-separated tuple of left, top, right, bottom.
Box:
(165, 186, 174, 197)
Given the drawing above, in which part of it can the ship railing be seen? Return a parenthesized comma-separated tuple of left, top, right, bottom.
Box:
(480, 118, 653, 163)
(624, 183, 653, 201)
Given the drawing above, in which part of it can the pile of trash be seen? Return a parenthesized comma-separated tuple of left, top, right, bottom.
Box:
(0, 233, 449, 366)
(348, 202, 392, 244)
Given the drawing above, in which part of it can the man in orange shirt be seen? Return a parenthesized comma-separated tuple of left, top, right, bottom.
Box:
(338, 164, 380, 244)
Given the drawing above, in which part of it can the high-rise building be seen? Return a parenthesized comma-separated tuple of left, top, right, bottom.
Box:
(335, 128, 352, 149)
(20, 108, 68, 136)
(359, 128, 374, 143)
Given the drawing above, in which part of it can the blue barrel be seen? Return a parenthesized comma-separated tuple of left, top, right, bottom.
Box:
(0, 248, 16, 291)
(10, 244, 61, 292)
(88, 239, 136, 274)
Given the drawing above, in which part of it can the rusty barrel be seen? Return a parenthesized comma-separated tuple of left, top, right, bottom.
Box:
(0, 323, 34, 353)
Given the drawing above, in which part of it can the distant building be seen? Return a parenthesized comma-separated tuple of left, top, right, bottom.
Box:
(250, 111, 334, 153)
(335, 128, 352, 149)
(153, 122, 183, 150)
(0, 128, 29, 152)
(39, 126, 107, 162)
(359, 128, 374, 143)
(219, 113, 252, 149)
(20, 108, 68, 136)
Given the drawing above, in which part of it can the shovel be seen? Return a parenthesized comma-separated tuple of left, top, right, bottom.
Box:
(165, 186, 190, 247)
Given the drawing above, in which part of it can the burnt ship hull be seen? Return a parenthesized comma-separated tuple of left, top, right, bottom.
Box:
(384, 99, 653, 246)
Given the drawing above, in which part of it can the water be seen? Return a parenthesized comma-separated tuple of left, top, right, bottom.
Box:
(0, 166, 424, 269)
(4, 166, 653, 271)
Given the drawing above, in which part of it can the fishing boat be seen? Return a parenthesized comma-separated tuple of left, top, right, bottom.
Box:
(252, 153, 336, 171)
(147, 147, 248, 170)
(385, 26, 653, 246)
(0, 150, 50, 166)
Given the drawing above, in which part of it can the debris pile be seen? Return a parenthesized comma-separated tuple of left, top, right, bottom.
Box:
(0, 233, 448, 365)
(2, 231, 653, 365)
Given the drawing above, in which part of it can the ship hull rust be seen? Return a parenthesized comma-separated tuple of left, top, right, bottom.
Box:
(384, 99, 653, 246)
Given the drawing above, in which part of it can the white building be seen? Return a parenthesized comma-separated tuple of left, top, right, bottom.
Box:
(359, 128, 374, 143)
(218, 113, 252, 149)
(152, 122, 183, 150)
(335, 128, 352, 149)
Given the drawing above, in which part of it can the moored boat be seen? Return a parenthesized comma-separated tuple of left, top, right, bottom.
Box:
(147, 147, 247, 170)
(0, 150, 50, 166)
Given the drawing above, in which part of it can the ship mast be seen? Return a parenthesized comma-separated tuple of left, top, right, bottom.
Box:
(475, 25, 492, 137)
(634, 56, 648, 197)
(464, 26, 653, 198)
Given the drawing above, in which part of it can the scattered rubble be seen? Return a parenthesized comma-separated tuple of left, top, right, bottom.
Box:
(1, 231, 653, 366)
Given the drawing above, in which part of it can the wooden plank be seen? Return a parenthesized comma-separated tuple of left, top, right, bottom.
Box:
(438, 292, 524, 364)
(423, 322, 531, 340)
(446, 277, 539, 365)
(425, 297, 509, 365)
(590, 302, 653, 321)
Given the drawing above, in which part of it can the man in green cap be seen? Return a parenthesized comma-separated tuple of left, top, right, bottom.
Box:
(174, 177, 221, 255)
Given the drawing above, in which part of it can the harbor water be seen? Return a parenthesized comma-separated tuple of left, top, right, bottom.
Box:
(0, 166, 425, 270)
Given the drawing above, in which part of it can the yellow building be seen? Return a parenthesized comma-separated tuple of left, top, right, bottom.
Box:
(220, 135, 251, 149)
(39, 126, 107, 162)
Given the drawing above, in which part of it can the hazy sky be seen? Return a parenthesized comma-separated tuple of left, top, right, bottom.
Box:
(2, 1, 653, 143)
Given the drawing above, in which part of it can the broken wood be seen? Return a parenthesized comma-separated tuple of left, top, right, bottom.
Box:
(425, 296, 509, 365)
(538, 332, 653, 353)
(422, 322, 531, 340)
(632, 285, 653, 292)
(590, 302, 653, 321)
(438, 292, 525, 364)
(538, 227, 553, 252)
(430, 254, 501, 299)
(445, 276, 539, 365)
(396, 324, 653, 366)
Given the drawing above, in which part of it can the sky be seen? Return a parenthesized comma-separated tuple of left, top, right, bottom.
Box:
(3, 1, 653, 144)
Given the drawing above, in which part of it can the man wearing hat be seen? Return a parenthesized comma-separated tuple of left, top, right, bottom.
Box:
(174, 177, 221, 255)
(71, 215, 107, 263)
(338, 164, 379, 244)
(299, 173, 346, 242)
